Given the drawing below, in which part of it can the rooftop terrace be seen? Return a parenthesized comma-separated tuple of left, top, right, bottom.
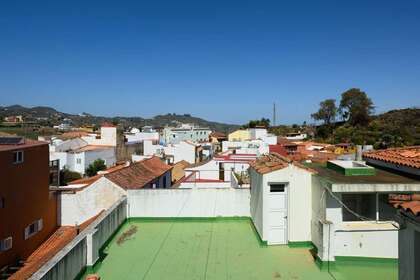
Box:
(307, 162, 420, 185)
(82, 219, 397, 280)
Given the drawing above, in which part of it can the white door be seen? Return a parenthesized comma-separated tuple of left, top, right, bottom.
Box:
(268, 183, 288, 244)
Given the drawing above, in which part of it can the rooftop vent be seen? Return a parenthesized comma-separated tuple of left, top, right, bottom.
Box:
(327, 160, 375, 176)
(0, 137, 25, 145)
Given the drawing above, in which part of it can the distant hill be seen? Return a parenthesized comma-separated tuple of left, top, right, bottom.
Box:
(0, 105, 239, 133)
(314, 107, 420, 147)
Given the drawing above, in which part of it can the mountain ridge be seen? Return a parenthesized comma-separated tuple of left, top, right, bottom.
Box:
(0, 105, 239, 133)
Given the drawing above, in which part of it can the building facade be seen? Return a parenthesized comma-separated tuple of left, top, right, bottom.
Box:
(0, 138, 58, 270)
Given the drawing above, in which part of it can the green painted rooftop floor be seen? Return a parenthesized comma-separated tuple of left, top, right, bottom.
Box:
(84, 219, 397, 280)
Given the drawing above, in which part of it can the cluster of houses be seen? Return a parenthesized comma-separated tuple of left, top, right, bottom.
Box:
(0, 123, 419, 280)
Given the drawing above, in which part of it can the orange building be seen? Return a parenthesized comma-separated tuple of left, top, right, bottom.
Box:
(0, 137, 58, 270)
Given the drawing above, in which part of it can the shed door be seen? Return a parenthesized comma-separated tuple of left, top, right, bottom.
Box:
(268, 184, 288, 244)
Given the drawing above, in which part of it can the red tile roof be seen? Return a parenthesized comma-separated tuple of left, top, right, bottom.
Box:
(57, 131, 90, 140)
(9, 214, 100, 280)
(71, 145, 114, 153)
(389, 194, 420, 216)
(68, 164, 128, 188)
(249, 153, 290, 174)
(210, 132, 227, 138)
(363, 146, 420, 169)
(101, 122, 116, 127)
(249, 153, 317, 175)
(105, 157, 172, 189)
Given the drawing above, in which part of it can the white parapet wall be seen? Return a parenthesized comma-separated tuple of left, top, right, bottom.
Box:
(127, 188, 251, 217)
(60, 177, 125, 226)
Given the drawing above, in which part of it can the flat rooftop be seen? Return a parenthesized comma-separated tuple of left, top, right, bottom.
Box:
(82, 219, 397, 280)
(306, 162, 420, 185)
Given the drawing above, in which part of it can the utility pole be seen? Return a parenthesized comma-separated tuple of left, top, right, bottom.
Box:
(273, 102, 276, 127)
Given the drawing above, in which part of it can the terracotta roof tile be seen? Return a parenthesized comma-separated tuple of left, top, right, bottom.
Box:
(388, 194, 420, 216)
(105, 156, 172, 189)
(363, 146, 420, 169)
(249, 153, 289, 174)
(68, 164, 128, 187)
(57, 131, 90, 140)
(9, 213, 101, 280)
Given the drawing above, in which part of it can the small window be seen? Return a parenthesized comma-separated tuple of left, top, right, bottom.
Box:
(270, 184, 285, 192)
(24, 219, 43, 240)
(13, 151, 24, 164)
(76, 158, 82, 164)
(0, 237, 12, 252)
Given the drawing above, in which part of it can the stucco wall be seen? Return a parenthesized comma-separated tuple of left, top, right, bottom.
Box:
(334, 229, 398, 258)
(249, 164, 313, 244)
(250, 168, 265, 240)
(127, 188, 250, 217)
(60, 177, 125, 226)
(0, 143, 58, 268)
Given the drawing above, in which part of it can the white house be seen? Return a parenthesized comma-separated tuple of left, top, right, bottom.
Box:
(50, 141, 116, 175)
(58, 157, 173, 225)
(180, 153, 256, 188)
(249, 151, 420, 263)
(81, 124, 117, 147)
(249, 153, 314, 245)
(143, 140, 203, 165)
(49, 125, 117, 175)
(160, 124, 212, 145)
(124, 126, 159, 144)
(222, 139, 269, 156)
(285, 132, 307, 141)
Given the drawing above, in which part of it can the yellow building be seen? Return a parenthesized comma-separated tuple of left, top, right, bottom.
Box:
(228, 129, 251, 142)
(333, 143, 357, 155)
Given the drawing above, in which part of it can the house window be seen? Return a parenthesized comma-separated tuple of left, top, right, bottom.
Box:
(76, 158, 82, 164)
(270, 184, 285, 193)
(24, 219, 43, 240)
(13, 151, 24, 164)
(342, 194, 376, 221)
(0, 237, 12, 252)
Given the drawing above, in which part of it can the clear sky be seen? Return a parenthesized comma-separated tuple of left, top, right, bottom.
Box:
(1, 1, 419, 125)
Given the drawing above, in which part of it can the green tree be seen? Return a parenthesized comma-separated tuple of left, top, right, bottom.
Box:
(243, 118, 271, 128)
(311, 99, 337, 125)
(339, 88, 374, 125)
(60, 168, 82, 185)
(85, 159, 106, 177)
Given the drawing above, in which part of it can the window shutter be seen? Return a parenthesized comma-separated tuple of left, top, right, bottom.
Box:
(4, 237, 12, 251)
(37, 219, 43, 231)
(24, 226, 30, 240)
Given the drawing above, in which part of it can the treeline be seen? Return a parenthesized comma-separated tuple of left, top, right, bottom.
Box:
(311, 88, 420, 148)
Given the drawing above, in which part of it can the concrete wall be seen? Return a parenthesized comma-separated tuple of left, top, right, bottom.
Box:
(127, 188, 250, 217)
(334, 228, 398, 258)
(49, 152, 68, 170)
(173, 142, 195, 164)
(30, 197, 127, 280)
(60, 177, 125, 226)
(84, 148, 116, 170)
(250, 168, 265, 240)
(311, 175, 399, 261)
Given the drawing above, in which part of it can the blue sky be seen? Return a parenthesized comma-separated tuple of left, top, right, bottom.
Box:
(0, 1, 419, 125)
